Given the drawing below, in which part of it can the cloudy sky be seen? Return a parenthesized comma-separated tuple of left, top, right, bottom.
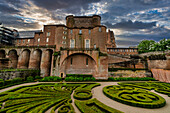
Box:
(0, 0, 170, 47)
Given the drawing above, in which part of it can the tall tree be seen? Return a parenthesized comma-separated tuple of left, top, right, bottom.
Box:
(138, 40, 155, 53)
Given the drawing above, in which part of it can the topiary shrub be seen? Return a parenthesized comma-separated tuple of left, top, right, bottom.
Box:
(0, 81, 4, 87)
(74, 90, 92, 100)
(75, 98, 123, 113)
(40, 76, 62, 82)
(58, 104, 74, 113)
(108, 77, 156, 81)
(26, 76, 34, 82)
(35, 75, 42, 79)
(103, 85, 166, 109)
(65, 76, 96, 82)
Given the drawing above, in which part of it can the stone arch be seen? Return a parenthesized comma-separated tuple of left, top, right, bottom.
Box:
(40, 49, 53, 77)
(60, 53, 97, 77)
(29, 49, 42, 69)
(0, 50, 6, 58)
(17, 49, 31, 69)
(61, 52, 97, 66)
(8, 49, 18, 68)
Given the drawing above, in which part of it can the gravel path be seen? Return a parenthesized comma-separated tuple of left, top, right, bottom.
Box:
(0, 81, 170, 113)
(71, 90, 81, 113)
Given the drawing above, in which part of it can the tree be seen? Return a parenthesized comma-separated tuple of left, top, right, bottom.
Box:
(159, 38, 167, 51)
(138, 40, 155, 53)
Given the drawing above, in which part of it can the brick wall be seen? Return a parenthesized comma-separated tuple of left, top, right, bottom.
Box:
(107, 48, 138, 55)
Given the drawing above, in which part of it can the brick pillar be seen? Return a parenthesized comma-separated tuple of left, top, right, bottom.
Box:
(40, 50, 52, 77)
(29, 50, 42, 69)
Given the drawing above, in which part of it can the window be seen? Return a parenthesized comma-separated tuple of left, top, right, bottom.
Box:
(71, 58, 73, 65)
(79, 29, 82, 34)
(47, 32, 50, 36)
(70, 39, 75, 48)
(48, 27, 50, 30)
(63, 36, 66, 39)
(89, 29, 91, 34)
(62, 41, 66, 44)
(28, 39, 30, 43)
(38, 38, 40, 42)
(63, 31, 67, 35)
(23, 40, 25, 43)
(99, 27, 101, 32)
(46, 44, 48, 46)
(85, 39, 90, 48)
(70, 30, 73, 34)
(46, 38, 49, 42)
(94, 44, 96, 49)
(86, 58, 88, 65)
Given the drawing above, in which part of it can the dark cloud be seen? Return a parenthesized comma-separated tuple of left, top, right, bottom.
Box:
(0, 14, 40, 30)
(104, 20, 156, 30)
(0, 3, 20, 14)
(4, 0, 23, 8)
(31, 0, 101, 11)
(115, 26, 170, 47)
(115, 40, 139, 47)
(101, 0, 170, 19)
(134, 0, 162, 5)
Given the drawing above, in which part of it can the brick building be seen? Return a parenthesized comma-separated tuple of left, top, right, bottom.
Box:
(9, 15, 138, 78)
(16, 15, 116, 52)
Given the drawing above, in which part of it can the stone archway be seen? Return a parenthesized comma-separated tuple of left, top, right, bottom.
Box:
(40, 49, 53, 77)
(60, 53, 97, 77)
(8, 49, 18, 68)
(29, 49, 42, 69)
(18, 49, 31, 69)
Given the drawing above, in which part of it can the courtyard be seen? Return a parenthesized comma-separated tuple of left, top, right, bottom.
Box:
(0, 81, 170, 113)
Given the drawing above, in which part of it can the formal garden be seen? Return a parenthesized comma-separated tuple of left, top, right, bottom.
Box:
(0, 83, 122, 113)
(0, 78, 170, 113)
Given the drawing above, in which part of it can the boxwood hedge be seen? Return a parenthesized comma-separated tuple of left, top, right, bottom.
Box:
(103, 85, 166, 109)
(75, 98, 123, 113)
